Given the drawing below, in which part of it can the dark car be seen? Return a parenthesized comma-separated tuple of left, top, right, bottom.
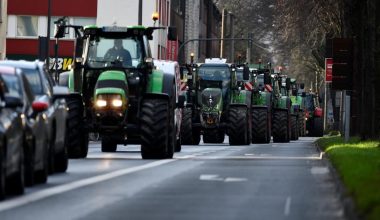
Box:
(0, 60, 69, 173)
(0, 65, 49, 186)
(0, 66, 25, 200)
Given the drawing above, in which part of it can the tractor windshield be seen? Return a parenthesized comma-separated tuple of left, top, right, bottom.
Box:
(87, 37, 143, 69)
(198, 65, 230, 90)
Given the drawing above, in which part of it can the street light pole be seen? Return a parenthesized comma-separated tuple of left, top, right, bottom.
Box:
(46, 0, 52, 66)
(138, 0, 143, 25)
(220, 8, 225, 58)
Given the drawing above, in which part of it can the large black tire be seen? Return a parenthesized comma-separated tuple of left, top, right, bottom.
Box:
(140, 99, 171, 159)
(55, 122, 68, 173)
(180, 108, 194, 145)
(101, 137, 117, 152)
(299, 112, 306, 137)
(290, 115, 299, 140)
(66, 97, 89, 158)
(0, 140, 6, 200)
(251, 108, 269, 144)
(228, 107, 249, 145)
(203, 129, 225, 143)
(272, 110, 290, 143)
(312, 117, 324, 137)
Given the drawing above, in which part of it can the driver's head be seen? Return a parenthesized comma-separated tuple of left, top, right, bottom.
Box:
(114, 39, 123, 49)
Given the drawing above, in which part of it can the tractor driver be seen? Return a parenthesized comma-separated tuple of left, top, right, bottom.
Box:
(104, 39, 132, 66)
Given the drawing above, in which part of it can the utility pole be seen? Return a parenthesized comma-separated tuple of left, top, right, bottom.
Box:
(229, 13, 234, 63)
(138, 0, 143, 25)
(246, 33, 252, 63)
(220, 8, 225, 58)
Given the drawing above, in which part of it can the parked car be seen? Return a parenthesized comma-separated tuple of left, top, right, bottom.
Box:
(0, 60, 69, 173)
(0, 66, 25, 200)
(0, 65, 49, 186)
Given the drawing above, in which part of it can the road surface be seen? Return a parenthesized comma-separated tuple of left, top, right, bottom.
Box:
(0, 137, 345, 220)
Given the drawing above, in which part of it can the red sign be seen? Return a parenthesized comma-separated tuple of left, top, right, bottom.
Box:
(166, 40, 178, 61)
(325, 58, 333, 82)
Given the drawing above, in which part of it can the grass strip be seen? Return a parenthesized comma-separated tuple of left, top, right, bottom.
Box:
(316, 136, 380, 220)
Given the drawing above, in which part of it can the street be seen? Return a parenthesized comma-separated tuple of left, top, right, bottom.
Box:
(0, 137, 345, 220)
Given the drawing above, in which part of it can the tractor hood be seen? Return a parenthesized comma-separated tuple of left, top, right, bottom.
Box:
(94, 70, 128, 98)
(200, 88, 223, 111)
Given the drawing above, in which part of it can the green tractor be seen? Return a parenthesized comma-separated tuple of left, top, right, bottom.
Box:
(180, 58, 251, 145)
(55, 23, 182, 159)
(289, 81, 307, 137)
(271, 74, 292, 143)
(248, 63, 273, 143)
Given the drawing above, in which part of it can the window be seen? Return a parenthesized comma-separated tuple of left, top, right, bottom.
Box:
(17, 16, 38, 37)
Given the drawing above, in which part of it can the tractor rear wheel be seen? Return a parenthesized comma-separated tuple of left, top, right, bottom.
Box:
(290, 115, 299, 140)
(272, 110, 290, 143)
(141, 99, 171, 159)
(313, 117, 324, 137)
(251, 108, 269, 144)
(66, 97, 88, 158)
(228, 107, 249, 145)
(180, 108, 193, 145)
(299, 112, 305, 137)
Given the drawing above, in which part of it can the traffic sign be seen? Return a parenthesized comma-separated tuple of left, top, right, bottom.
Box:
(325, 58, 333, 82)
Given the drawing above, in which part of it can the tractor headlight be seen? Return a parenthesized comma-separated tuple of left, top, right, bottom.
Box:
(96, 99, 107, 107)
(112, 99, 123, 107)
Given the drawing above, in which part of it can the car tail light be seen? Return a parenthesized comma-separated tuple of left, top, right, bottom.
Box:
(32, 101, 49, 112)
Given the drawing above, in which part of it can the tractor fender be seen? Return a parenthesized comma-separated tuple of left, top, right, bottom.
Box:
(229, 103, 248, 109)
(146, 70, 175, 100)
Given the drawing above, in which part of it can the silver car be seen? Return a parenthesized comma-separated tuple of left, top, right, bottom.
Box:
(0, 60, 69, 173)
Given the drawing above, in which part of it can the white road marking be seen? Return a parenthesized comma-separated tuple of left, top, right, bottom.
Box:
(186, 153, 323, 160)
(284, 196, 292, 216)
(244, 154, 255, 156)
(199, 174, 224, 181)
(311, 166, 330, 175)
(224, 177, 248, 182)
(0, 159, 175, 212)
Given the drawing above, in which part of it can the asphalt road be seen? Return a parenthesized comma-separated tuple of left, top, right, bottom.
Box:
(0, 137, 346, 220)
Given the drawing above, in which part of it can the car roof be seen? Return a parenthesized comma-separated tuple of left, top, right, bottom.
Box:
(0, 65, 17, 75)
(0, 60, 44, 70)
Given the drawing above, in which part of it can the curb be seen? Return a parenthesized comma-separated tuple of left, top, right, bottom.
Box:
(314, 141, 360, 220)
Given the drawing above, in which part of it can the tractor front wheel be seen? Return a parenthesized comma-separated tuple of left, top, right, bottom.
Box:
(228, 106, 249, 145)
(272, 110, 290, 143)
(251, 108, 269, 144)
(140, 99, 171, 159)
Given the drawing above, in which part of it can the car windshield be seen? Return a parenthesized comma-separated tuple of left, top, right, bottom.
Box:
(1, 74, 22, 98)
(21, 68, 43, 95)
(87, 37, 143, 69)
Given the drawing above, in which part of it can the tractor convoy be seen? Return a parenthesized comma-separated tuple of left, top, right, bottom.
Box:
(52, 21, 323, 160)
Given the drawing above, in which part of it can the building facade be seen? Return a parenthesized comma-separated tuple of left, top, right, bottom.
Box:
(6, 0, 97, 71)
(0, 0, 7, 60)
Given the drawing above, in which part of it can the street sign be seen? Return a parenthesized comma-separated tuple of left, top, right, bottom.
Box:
(332, 38, 353, 90)
(325, 58, 333, 82)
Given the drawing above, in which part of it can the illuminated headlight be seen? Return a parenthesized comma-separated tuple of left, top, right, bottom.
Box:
(112, 99, 123, 107)
(96, 99, 107, 107)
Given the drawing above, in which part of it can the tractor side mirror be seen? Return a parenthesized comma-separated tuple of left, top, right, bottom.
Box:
(54, 24, 66, 38)
(167, 27, 177, 41)
(145, 58, 154, 71)
(286, 78, 291, 90)
(300, 83, 305, 89)
(243, 67, 250, 81)
(177, 95, 186, 108)
(264, 72, 271, 84)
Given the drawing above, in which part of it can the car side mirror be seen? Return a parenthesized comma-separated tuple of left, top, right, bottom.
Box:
(32, 101, 49, 113)
(4, 96, 23, 108)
